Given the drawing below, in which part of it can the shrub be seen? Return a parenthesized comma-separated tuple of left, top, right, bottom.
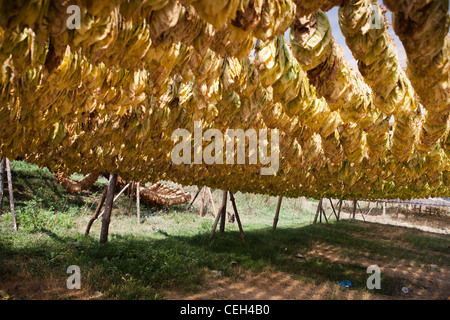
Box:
(16, 200, 75, 232)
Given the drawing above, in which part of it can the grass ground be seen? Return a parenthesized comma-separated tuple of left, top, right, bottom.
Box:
(0, 161, 449, 300)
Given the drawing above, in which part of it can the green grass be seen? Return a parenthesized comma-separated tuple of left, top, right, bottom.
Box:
(0, 160, 449, 300)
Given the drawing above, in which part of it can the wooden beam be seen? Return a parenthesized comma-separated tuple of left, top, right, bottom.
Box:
(229, 192, 245, 245)
(99, 173, 117, 243)
(272, 196, 283, 230)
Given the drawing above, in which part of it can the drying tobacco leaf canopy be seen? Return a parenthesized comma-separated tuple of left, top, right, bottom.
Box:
(0, 0, 449, 200)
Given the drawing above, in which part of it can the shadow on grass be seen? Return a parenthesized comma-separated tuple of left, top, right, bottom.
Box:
(2, 219, 447, 299)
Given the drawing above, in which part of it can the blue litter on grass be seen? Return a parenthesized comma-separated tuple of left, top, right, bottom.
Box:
(339, 280, 353, 288)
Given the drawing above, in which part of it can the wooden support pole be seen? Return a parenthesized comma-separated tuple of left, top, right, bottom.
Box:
(272, 196, 283, 230)
(229, 192, 245, 245)
(199, 187, 206, 217)
(321, 201, 329, 226)
(188, 187, 202, 209)
(94, 181, 131, 222)
(337, 199, 342, 221)
(0, 158, 5, 214)
(6, 159, 16, 231)
(319, 199, 323, 223)
(328, 198, 338, 220)
(136, 182, 141, 225)
(127, 182, 135, 216)
(210, 210, 221, 239)
(313, 199, 322, 224)
(207, 187, 216, 217)
(210, 190, 227, 238)
(99, 173, 117, 244)
(85, 187, 108, 236)
(357, 202, 366, 221)
(395, 204, 401, 218)
(219, 190, 228, 233)
(352, 199, 357, 219)
(114, 182, 131, 200)
(366, 201, 376, 216)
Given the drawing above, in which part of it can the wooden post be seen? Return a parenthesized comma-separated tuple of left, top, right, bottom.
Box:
(272, 196, 283, 230)
(366, 201, 376, 216)
(219, 190, 228, 233)
(199, 187, 206, 217)
(337, 199, 342, 221)
(357, 202, 366, 221)
(114, 182, 131, 200)
(313, 199, 321, 224)
(136, 182, 141, 224)
(352, 199, 357, 219)
(6, 159, 16, 231)
(229, 192, 245, 244)
(395, 204, 401, 218)
(127, 182, 135, 216)
(99, 173, 117, 243)
(321, 201, 329, 225)
(207, 187, 216, 217)
(328, 198, 338, 220)
(188, 187, 202, 209)
(319, 199, 323, 223)
(210, 190, 227, 238)
(0, 158, 5, 214)
(85, 187, 108, 236)
(94, 181, 131, 222)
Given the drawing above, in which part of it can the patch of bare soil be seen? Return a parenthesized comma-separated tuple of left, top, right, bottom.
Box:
(354, 213, 450, 235)
(164, 214, 450, 301)
(0, 272, 101, 300)
(163, 270, 388, 300)
(163, 260, 449, 301)
(340, 206, 450, 235)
